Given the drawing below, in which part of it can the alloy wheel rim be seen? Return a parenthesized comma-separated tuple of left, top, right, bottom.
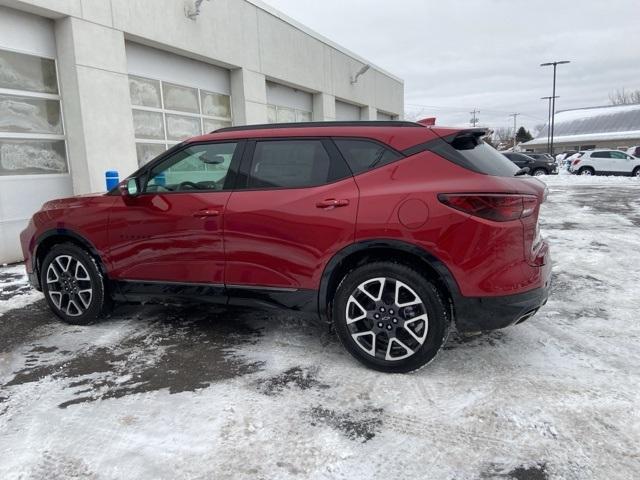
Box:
(46, 255, 93, 317)
(345, 277, 428, 361)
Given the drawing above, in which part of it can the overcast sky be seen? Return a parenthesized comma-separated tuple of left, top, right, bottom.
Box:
(262, 0, 640, 134)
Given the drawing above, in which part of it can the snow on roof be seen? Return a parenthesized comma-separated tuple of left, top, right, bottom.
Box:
(523, 103, 640, 145)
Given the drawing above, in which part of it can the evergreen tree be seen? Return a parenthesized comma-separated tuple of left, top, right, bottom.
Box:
(516, 126, 533, 143)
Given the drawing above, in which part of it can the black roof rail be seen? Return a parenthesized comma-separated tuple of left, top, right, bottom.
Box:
(212, 120, 424, 134)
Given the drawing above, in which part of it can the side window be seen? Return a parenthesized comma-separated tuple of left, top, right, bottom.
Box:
(334, 139, 402, 174)
(145, 142, 237, 192)
(610, 151, 627, 159)
(591, 151, 610, 159)
(247, 140, 348, 189)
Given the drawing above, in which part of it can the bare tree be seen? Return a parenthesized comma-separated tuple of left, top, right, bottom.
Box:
(608, 88, 640, 105)
(492, 127, 513, 144)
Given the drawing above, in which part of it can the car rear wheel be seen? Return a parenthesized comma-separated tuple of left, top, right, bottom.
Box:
(633, 167, 640, 178)
(332, 262, 449, 373)
(532, 168, 547, 176)
(578, 167, 594, 176)
(41, 243, 111, 325)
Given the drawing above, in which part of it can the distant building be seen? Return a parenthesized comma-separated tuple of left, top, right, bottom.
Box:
(521, 104, 640, 153)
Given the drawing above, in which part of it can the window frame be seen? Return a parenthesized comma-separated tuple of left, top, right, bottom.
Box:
(234, 137, 352, 191)
(330, 137, 406, 176)
(126, 140, 245, 196)
(266, 104, 313, 124)
(0, 46, 69, 178)
(128, 74, 233, 166)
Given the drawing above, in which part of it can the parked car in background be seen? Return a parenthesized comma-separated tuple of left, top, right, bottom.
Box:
(523, 153, 554, 162)
(503, 152, 558, 176)
(556, 151, 578, 170)
(627, 146, 640, 158)
(20, 121, 551, 373)
(569, 149, 640, 176)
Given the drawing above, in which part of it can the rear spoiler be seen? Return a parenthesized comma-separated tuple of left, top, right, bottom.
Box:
(440, 128, 489, 144)
(402, 128, 489, 156)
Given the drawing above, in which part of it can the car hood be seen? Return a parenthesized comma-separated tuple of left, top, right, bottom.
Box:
(41, 193, 110, 211)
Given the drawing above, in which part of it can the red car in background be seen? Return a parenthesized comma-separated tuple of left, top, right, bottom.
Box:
(20, 121, 551, 372)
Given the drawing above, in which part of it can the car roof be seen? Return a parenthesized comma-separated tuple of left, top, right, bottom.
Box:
(186, 121, 471, 152)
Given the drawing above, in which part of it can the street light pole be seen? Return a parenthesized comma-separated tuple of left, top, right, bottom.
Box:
(541, 95, 558, 153)
(509, 112, 519, 151)
(541, 60, 570, 155)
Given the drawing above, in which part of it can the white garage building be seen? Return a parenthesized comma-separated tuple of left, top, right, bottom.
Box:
(0, 0, 404, 263)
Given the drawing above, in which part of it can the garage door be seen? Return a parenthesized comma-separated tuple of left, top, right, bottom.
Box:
(126, 43, 233, 166)
(335, 100, 361, 121)
(377, 111, 394, 121)
(0, 6, 73, 263)
(266, 81, 312, 123)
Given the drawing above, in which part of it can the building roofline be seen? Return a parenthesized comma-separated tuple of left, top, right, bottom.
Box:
(246, 0, 403, 84)
(555, 103, 640, 114)
(213, 120, 422, 133)
(522, 130, 640, 146)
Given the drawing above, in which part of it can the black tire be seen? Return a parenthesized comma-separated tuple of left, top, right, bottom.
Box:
(578, 167, 595, 176)
(532, 168, 547, 177)
(332, 262, 449, 373)
(633, 167, 640, 178)
(40, 243, 111, 325)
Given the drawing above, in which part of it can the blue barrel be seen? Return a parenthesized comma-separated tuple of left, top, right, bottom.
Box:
(105, 170, 119, 190)
(155, 172, 166, 186)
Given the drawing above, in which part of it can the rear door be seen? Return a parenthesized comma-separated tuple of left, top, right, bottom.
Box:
(224, 138, 358, 290)
(589, 151, 610, 172)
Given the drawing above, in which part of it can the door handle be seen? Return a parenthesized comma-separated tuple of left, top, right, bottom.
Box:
(193, 209, 221, 217)
(316, 198, 350, 209)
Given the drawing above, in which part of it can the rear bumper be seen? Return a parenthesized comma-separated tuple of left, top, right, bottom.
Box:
(453, 248, 552, 332)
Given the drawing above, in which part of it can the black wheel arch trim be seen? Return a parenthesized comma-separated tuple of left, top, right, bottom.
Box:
(318, 239, 462, 319)
(32, 228, 108, 283)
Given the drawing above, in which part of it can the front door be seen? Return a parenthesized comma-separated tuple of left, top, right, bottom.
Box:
(224, 138, 358, 291)
(609, 150, 633, 173)
(107, 141, 241, 285)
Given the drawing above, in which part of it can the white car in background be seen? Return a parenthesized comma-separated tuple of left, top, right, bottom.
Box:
(569, 149, 640, 176)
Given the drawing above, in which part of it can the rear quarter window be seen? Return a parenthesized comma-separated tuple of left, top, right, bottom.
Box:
(433, 134, 519, 177)
(334, 139, 403, 174)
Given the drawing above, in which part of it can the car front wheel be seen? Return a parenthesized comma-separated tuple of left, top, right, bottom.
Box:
(532, 168, 547, 176)
(41, 243, 111, 325)
(332, 262, 449, 373)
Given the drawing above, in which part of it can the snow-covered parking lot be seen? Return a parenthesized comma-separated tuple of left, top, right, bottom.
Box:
(1, 175, 639, 480)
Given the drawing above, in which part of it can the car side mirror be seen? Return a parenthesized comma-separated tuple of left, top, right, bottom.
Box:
(202, 154, 225, 165)
(119, 178, 140, 197)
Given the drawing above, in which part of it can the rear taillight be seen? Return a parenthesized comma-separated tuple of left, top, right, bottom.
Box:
(572, 159, 581, 166)
(438, 194, 539, 222)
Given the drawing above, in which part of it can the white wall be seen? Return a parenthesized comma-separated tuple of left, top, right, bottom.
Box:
(0, 6, 73, 263)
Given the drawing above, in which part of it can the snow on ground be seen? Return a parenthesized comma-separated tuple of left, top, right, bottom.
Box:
(1, 175, 639, 479)
(0, 265, 43, 316)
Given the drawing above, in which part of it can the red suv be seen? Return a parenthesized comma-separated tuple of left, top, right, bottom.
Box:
(20, 121, 551, 372)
